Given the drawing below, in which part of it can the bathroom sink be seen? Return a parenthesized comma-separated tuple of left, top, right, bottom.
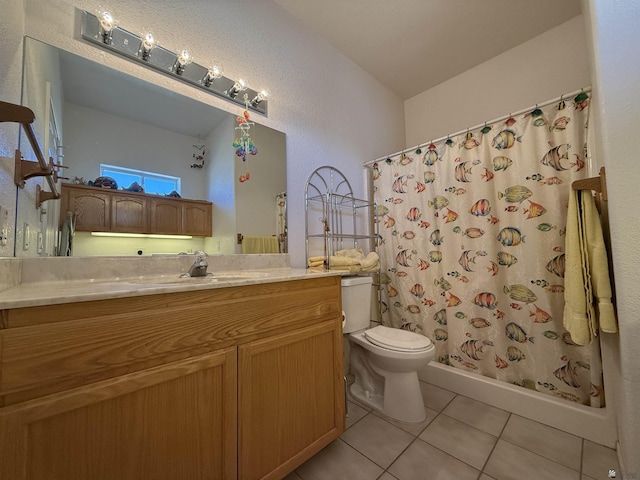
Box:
(125, 271, 271, 285)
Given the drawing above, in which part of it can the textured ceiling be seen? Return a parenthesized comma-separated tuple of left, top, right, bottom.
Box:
(274, 0, 582, 100)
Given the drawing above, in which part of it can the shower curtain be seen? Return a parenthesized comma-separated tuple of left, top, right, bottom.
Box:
(373, 91, 603, 406)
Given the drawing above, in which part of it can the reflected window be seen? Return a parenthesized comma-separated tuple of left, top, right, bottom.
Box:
(100, 164, 181, 195)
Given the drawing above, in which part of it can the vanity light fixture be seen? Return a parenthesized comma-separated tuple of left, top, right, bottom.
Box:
(174, 49, 192, 75)
(139, 32, 157, 61)
(80, 9, 268, 115)
(202, 63, 223, 87)
(250, 88, 270, 107)
(97, 10, 117, 44)
(226, 77, 248, 99)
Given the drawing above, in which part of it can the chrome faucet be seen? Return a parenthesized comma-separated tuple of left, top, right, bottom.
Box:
(186, 251, 209, 277)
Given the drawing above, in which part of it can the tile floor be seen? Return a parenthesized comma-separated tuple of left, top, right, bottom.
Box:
(284, 381, 620, 480)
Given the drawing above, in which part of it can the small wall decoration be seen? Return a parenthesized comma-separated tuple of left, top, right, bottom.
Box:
(233, 94, 259, 182)
(191, 142, 205, 168)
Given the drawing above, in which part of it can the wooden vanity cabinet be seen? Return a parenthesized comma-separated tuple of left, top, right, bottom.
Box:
(0, 276, 344, 480)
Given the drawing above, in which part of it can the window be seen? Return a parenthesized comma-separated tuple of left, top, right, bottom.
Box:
(100, 164, 181, 196)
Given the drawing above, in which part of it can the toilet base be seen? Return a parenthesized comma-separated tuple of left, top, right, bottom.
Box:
(349, 371, 427, 424)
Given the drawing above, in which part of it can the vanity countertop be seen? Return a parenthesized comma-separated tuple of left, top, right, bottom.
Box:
(0, 267, 342, 310)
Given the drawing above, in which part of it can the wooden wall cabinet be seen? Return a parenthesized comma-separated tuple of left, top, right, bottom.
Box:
(0, 277, 344, 480)
(61, 184, 212, 236)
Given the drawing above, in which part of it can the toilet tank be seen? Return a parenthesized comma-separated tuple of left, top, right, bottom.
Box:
(341, 276, 373, 333)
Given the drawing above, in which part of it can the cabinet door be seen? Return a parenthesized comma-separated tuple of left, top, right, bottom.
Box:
(0, 349, 237, 480)
(66, 189, 111, 232)
(238, 321, 344, 480)
(111, 194, 148, 233)
(183, 201, 212, 236)
(149, 198, 182, 234)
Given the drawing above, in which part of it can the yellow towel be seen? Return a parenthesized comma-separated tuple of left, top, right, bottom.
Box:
(563, 190, 617, 345)
(241, 236, 280, 254)
(307, 250, 380, 272)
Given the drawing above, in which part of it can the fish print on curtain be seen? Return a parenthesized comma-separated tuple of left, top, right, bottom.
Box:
(373, 91, 602, 406)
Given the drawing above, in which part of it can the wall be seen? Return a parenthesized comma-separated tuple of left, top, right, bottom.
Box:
(235, 123, 286, 238)
(15, 0, 405, 268)
(62, 103, 208, 200)
(204, 118, 237, 254)
(582, 0, 640, 476)
(404, 15, 590, 146)
(0, 0, 24, 257)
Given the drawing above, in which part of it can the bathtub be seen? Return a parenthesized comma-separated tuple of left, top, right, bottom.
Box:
(419, 360, 617, 448)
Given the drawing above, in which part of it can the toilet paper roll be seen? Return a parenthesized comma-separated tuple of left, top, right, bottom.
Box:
(342, 310, 346, 329)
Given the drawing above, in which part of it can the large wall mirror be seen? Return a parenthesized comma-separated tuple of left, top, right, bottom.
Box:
(13, 37, 286, 257)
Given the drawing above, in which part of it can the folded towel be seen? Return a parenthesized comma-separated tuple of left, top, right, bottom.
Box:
(563, 190, 617, 345)
(307, 250, 380, 272)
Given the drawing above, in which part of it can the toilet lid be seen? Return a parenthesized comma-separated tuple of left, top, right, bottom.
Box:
(364, 326, 432, 352)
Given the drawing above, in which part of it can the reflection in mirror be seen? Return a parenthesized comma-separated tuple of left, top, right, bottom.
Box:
(16, 37, 286, 257)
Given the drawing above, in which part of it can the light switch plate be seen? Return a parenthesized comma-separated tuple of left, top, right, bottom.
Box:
(0, 204, 8, 246)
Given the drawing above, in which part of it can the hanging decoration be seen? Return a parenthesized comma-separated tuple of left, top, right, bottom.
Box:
(233, 94, 259, 182)
(190, 140, 205, 168)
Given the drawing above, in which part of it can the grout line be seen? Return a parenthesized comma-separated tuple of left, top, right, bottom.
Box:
(478, 412, 512, 475)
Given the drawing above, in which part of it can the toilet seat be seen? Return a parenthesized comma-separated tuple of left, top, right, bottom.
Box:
(364, 326, 432, 352)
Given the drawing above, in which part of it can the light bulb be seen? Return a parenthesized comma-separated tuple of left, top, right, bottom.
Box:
(98, 11, 116, 32)
(227, 77, 248, 98)
(97, 10, 117, 44)
(139, 31, 157, 60)
(175, 49, 192, 75)
(203, 63, 223, 87)
(251, 88, 270, 106)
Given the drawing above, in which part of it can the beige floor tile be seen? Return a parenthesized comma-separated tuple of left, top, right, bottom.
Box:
(388, 438, 480, 480)
(442, 394, 510, 437)
(581, 440, 619, 480)
(295, 439, 383, 480)
(340, 414, 415, 468)
(346, 401, 371, 429)
(377, 473, 398, 480)
(418, 414, 497, 470)
(372, 406, 439, 436)
(419, 381, 456, 411)
(479, 474, 497, 480)
(501, 414, 582, 471)
(484, 439, 579, 480)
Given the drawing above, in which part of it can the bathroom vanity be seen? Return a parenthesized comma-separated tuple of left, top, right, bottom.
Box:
(0, 271, 344, 480)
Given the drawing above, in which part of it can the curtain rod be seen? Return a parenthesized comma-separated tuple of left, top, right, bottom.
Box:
(364, 86, 592, 167)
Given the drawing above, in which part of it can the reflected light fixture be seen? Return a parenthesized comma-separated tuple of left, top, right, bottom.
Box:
(202, 63, 223, 87)
(139, 31, 157, 61)
(175, 49, 192, 75)
(250, 88, 270, 107)
(91, 232, 193, 239)
(226, 77, 248, 99)
(97, 10, 117, 44)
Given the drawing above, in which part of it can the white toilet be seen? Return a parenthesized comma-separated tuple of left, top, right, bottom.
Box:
(342, 276, 435, 423)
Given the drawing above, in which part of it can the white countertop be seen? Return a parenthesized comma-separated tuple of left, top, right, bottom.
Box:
(0, 268, 341, 309)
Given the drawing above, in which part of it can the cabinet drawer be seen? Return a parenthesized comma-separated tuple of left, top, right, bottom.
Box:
(0, 277, 341, 405)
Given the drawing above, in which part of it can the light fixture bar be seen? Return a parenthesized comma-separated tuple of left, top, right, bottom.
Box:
(80, 10, 268, 115)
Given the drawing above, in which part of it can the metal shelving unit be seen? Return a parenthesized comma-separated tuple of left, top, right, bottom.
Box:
(305, 166, 376, 269)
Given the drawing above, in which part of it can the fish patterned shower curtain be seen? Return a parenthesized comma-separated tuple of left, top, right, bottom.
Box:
(373, 91, 604, 406)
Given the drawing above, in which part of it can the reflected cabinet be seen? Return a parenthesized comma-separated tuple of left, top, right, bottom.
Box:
(60, 183, 212, 236)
